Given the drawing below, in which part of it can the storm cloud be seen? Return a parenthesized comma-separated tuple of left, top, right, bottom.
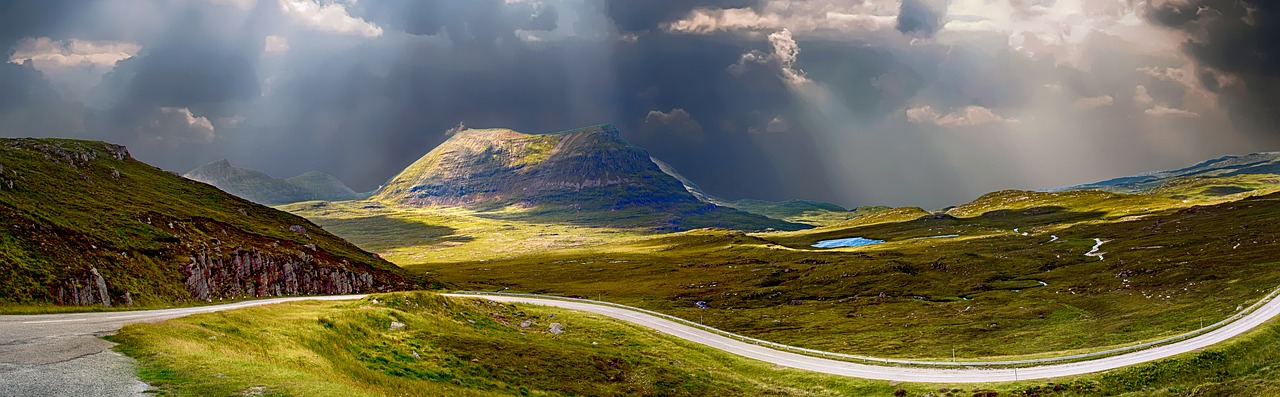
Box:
(895, 0, 948, 38)
(1146, 0, 1280, 141)
(0, 0, 1276, 208)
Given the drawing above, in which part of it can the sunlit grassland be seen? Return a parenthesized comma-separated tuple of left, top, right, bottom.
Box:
(278, 200, 654, 265)
(114, 292, 1280, 396)
(271, 174, 1280, 361)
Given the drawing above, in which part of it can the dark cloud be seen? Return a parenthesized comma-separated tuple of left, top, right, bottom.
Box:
(1147, 0, 1280, 140)
(354, 0, 558, 51)
(0, 1, 80, 47)
(896, 0, 949, 38)
(2, 0, 1277, 209)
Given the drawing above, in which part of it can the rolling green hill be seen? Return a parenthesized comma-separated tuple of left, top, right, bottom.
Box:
(0, 138, 423, 309)
(185, 159, 367, 205)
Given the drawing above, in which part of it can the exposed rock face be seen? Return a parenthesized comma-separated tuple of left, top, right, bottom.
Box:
(183, 250, 376, 301)
(58, 268, 115, 307)
(548, 323, 565, 335)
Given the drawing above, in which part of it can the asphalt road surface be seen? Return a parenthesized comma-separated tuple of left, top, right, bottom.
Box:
(0, 295, 365, 397)
(3, 291, 1278, 396)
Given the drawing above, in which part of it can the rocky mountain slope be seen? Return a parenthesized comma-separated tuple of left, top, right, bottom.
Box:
(1060, 152, 1280, 193)
(0, 138, 421, 307)
(185, 159, 366, 205)
(372, 124, 803, 231)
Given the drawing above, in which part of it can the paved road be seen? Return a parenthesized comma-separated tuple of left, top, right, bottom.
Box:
(3, 291, 1278, 396)
(444, 293, 1280, 383)
(0, 295, 365, 397)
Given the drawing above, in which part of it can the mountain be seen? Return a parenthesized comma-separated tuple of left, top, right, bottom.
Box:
(372, 124, 804, 231)
(1059, 152, 1280, 193)
(0, 138, 422, 307)
(184, 159, 366, 205)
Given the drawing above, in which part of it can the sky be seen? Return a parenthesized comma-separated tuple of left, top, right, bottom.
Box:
(1, 0, 1278, 208)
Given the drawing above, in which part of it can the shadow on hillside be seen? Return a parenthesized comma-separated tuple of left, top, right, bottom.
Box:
(313, 215, 473, 251)
(464, 203, 807, 232)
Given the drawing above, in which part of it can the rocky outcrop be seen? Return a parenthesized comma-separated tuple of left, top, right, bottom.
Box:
(183, 250, 376, 301)
(57, 267, 114, 307)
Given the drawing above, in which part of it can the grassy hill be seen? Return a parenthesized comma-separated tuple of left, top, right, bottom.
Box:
(0, 138, 423, 309)
(185, 159, 367, 205)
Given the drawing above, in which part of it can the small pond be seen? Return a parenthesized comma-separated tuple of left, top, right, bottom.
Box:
(811, 237, 885, 248)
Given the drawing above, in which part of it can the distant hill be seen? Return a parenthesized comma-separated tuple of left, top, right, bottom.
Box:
(1059, 152, 1280, 194)
(372, 124, 804, 231)
(184, 159, 367, 205)
(0, 138, 420, 307)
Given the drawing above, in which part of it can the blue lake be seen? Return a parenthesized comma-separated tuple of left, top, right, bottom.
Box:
(811, 237, 885, 248)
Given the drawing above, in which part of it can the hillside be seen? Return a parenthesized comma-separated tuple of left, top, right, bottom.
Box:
(1060, 151, 1280, 193)
(0, 138, 421, 308)
(372, 124, 802, 231)
(185, 159, 366, 205)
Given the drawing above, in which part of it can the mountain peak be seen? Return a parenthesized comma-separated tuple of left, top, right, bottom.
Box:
(373, 124, 804, 231)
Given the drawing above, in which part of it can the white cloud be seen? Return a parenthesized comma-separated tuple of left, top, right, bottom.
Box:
(727, 50, 770, 76)
(8, 37, 141, 69)
(264, 35, 289, 54)
(907, 105, 1019, 127)
(1073, 95, 1114, 111)
(643, 108, 705, 137)
(667, 1, 898, 34)
(138, 107, 216, 145)
(1145, 105, 1199, 118)
(1133, 85, 1153, 106)
(278, 0, 383, 37)
(767, 29, 809, 85)
(766, 115, 789, 133)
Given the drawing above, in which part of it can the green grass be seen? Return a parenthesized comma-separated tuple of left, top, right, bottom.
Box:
(114, 292, 1280, 396)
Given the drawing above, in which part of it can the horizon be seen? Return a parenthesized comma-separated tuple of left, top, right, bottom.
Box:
(2, 0, 1278, 208)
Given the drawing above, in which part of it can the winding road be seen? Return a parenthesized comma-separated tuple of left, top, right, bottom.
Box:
(3, 290, 1279, 395)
